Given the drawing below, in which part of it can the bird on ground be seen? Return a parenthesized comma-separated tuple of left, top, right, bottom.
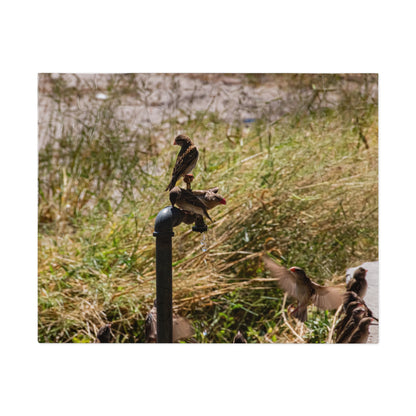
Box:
(348, 317, 378, 343)
(96, 323, 113, 343)
(145, 300, 195, 343)
(192, 187, 227, 209)
(233, 330, 247, 343)
(335, 300, 365, 334)
(165, 135, 199, 191)
(343, 291, 363, 311)
(346, 267, 368, 298)
(169, 186, 213, 221)
(342, 291, 378, 321)
(336, 307, 367, 343)
(262, 255, 344, 322)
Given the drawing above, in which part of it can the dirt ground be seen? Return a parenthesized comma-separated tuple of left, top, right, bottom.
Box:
(38, 73, 378, 147)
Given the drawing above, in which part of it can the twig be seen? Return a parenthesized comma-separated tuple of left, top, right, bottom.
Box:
(327, 304, 343, 343)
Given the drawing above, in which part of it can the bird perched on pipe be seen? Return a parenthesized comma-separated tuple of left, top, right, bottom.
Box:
(145, 300, 195, 343)
(346, 267, 368, 298)
(169, 186, 213, 222)
(191, 187, 227, 210)
(165, 135, 199, 191)
(262, 254, 344, 322)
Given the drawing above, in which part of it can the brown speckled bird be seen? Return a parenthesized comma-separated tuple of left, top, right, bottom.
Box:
(342, 291, 378, 321)
(335, 300, 365, 334)
(346, 267, 368, 298)
(233, 330, 247, 343)
(165, 135, 199, 191)
(96, 324, 113, 343)
(192, 187, 227, 209)
(343, 291, 363, 311)
(145, 300, 195, 343)
(336, 307, 367, 343)
(169, 186, 212, 221)
(348, 317, 377, 343)
(262, 255, 344, 322)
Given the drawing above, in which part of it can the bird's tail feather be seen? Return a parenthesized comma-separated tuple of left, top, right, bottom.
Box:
(291, 305, 308, 322)
(165, 177, 177, 192)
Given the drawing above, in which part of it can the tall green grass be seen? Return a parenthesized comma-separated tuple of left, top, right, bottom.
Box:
(38, 74, 378, 343)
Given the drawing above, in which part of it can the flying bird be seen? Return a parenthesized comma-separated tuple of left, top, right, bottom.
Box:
(145, 300, 195, 343)
(165, 135, 199, 191)
(348, 317, 378, 343)
(169, 186, 213, 221)
(346, 267, 368, 298)
(262, 254, 344, 322)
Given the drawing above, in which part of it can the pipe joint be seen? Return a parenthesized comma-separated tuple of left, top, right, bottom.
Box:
(153, 206, 185, 237)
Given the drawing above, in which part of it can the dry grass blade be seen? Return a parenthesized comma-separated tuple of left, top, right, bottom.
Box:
(327, 304, 343, 343)
(281, 293, 305, 343)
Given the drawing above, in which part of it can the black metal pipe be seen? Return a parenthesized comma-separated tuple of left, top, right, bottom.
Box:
(153, 206, 184, 343)
(153, 206, 207, 343)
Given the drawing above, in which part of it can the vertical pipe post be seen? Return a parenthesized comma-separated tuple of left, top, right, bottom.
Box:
(153, 206, 184, 343)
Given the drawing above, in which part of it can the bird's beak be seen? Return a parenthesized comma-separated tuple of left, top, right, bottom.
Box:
(221, 199, 226, 205)
(173, 140, 178, 145)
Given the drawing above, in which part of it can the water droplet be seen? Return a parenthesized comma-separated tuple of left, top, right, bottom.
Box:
(200, 233, 207, 252)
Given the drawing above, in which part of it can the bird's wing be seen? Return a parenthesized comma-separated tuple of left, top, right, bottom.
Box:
(312, 283, 345, 310)
(262, 255, 307, 301)
(191, 188, 219, 196)
(345, 278, 356, 292)
(182, 189, 209, 209)
(191, 189, 207, 196)
(182, 189, 212, 220)
(172, 315, 194, 342)
(171, 146, 199, 179)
